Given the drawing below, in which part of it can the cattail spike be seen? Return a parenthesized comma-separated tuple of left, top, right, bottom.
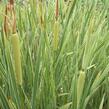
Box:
(55, 0, 59, 20)
(11, 33, 22, 85)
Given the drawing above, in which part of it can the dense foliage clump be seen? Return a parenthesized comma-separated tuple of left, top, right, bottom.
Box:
(0, 0, 109, 109)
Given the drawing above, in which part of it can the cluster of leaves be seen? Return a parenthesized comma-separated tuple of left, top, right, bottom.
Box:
(0, 0, 109, 109)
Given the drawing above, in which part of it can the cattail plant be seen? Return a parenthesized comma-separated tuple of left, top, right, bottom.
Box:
(3, 0, 22, 85)
(10, 0, 22, 85)
(77, 71, 86, 108)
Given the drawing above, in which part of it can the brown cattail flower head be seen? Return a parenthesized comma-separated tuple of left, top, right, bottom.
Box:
(9, 0, 14, 5)
(4, 0, 16, 37)
(55, 0, 59, 20)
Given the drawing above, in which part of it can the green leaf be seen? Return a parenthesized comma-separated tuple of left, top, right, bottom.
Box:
(0, 87, 10, 109)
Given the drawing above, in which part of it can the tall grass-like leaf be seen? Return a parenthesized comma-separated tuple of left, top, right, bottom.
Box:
(59, 102, 72, 109)
(99, 94, 105, 109)
(53, 20, 59, 51)
(77, 71, 86, 109)
(0, 87, 10, 109)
